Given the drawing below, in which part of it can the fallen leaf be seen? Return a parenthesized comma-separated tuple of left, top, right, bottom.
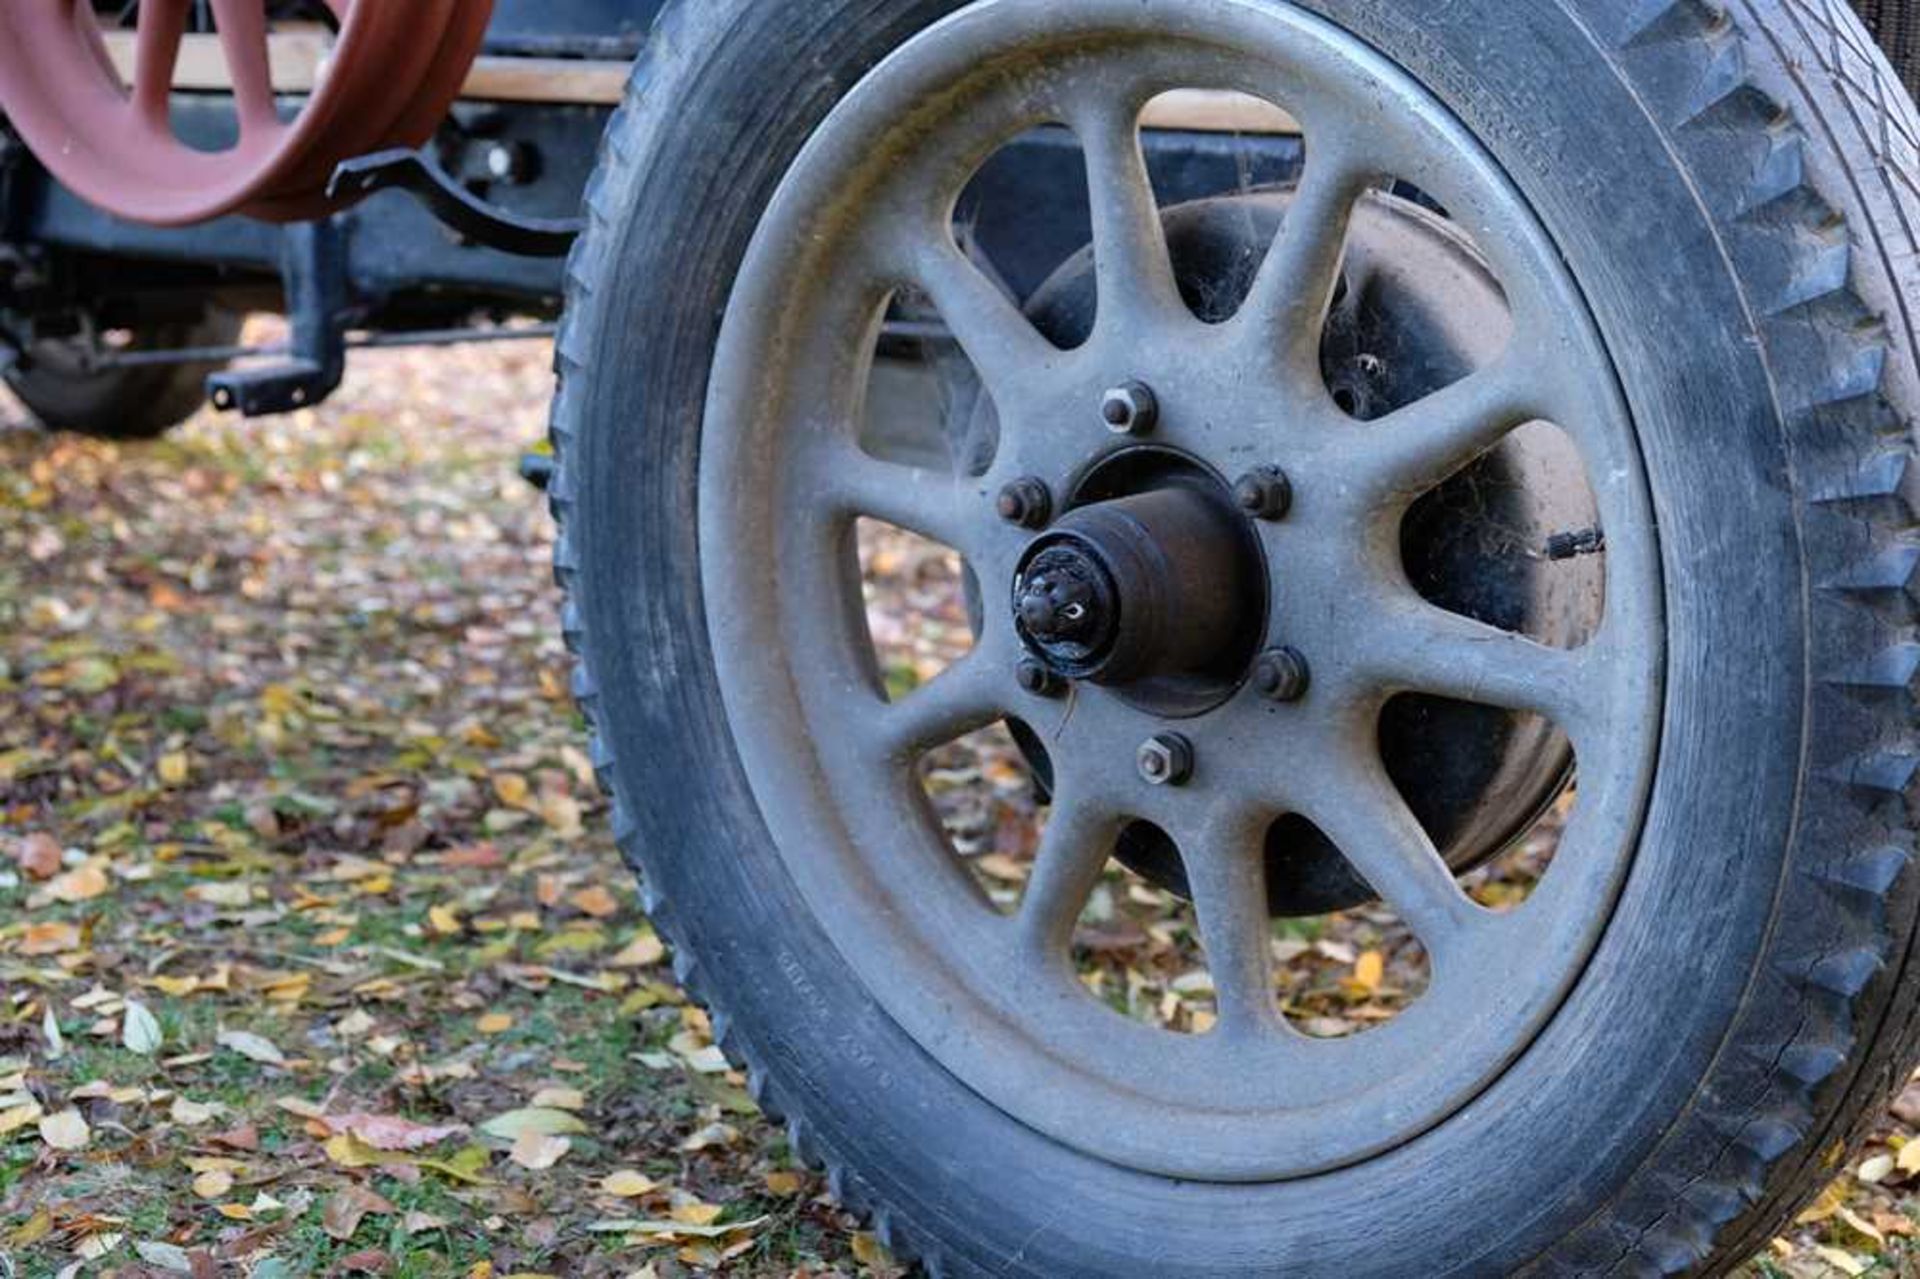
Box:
(21, 921, 82, 956)
(1857, 1153, 1895, 1185)
(530, 1087, 585, 1112)
(609, 930, 666, 969)
(12, 832, 63, 881)
(569, 885, 619, 919)
(38, 1108, 90, 1151)
(477, 1012, 514, 1035)
(158, 752, 191, 786)
(601, 1169, 658, 1198)
(479, 1107, 588, 1141)
(326, 1113, 467, 1152)
(1352, 950, 1385, 993)
(122, 1000, 163, 1055)
(216, 1028, 288, 1067)
(509, 1130, 571, 1171)
(48, 860, 111, 903)
(192, 1169, 234, 1200)
(323, 1185, 396, 1242)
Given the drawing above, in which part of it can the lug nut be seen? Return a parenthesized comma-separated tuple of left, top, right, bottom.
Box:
(996, 477, 1053, 529)
(1137, 733, 1195, 787)
(1101, 381, 1159, 437)
(1016, 657, 1064, 698)
(1252, 647, 1311, 703)
(1234, 466, 1294, 521)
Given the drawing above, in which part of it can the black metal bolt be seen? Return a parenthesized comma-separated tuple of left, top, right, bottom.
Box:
(1137, 733, 1195, 787)
(1016, 657, 1064, 699)
(1101, 381, 1159, 437)
(996, 477, 1054, 530)
(1234, 466, 1294, 521)
(1252, 647, 1311, 703)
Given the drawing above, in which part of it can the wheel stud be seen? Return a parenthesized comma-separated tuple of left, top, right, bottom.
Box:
(997, 477, 1054, 529)
(1016, 657, 1064, 698)
(1101, 381, 1159, 437)
(1137, 733, 1194, 787)
(1234, 466, 1294, 521)
(1252, 647, 1310, 703)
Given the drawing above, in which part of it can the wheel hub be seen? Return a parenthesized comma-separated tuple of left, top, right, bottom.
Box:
(1013, 457, 1267, 716)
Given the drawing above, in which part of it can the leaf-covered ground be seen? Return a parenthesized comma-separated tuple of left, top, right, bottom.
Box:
(1, 338, 1917, 1277)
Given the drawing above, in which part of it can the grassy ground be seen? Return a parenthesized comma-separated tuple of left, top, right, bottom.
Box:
(1, 338, 1917, 1277)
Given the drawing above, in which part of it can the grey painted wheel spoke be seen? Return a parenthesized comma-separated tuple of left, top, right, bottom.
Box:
(1304, 751, 1484, 959)
(1363, 600, 1595, 734)
(1179, 805, 1283, 1039)
(820, 448, 980, 558)
(1354, 356, 1545, 498)
(905, 236, 1058, 405)
(1070, 94, 1183, 333)
(1238, 138, 1371, 375)
(871, 649, 1012, 763)
(1017, 788, 1125, 957)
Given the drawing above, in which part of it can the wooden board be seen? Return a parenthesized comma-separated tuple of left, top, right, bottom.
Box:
(101, 32, 1300, 132)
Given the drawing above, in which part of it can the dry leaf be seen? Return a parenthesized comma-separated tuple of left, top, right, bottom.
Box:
(48, 860, 110, 903)
(480, 1107, 588, 1141)
(569, 885, 619, 919)
(123, 1000, 163, 1055)
(192, 1169, 234, 1200)
(476, 1012, 514, 1035)
(601, 1169, 658, 1198)
(509, 1130, 571, 1171)
(13, 832, 63, 881)
(326, 1112, 467, 1152)
(217, 1028, 288, 1067)
(39, 1108, 90, 1151)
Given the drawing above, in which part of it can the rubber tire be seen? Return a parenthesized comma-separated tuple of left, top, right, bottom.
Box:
(5, 309, 239, 439)
(1854, 0, 1920, 98)
(551, 1, 1920, 1273)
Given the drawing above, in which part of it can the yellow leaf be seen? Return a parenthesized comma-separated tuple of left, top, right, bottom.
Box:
(601, 1169, 658, 1198)
(0, 1103, 44, 1136)
(492, 773, 532, 809)
(531, 1087, 585, 1112)
(193, 1169, 234, 1200)
(428, 905, 463, 937)
(476, 1012, 514, 1035)
(850, 1232, 893, 1269)
(763, 1171, 804, 1198)
(670, 1200, 725, 1227)
(1797, 1178, 1849, 1225)
(1899, 1140, 1920, 1176)
(1353, 950, 1385, 993)
(609, 930, 666, 969)
(158, 752, 190, 787)
(570, 885, 620, 919)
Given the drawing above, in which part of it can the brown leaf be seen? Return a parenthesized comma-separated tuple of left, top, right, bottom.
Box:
(325, 1113, 467, 1152)
(322, 1185, 395, 1242)
(12, 833, 63, 881)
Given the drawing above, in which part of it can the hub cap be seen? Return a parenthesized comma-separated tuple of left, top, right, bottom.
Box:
(700, 0, 1662, 1180)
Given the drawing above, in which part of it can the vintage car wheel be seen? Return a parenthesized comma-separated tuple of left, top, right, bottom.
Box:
(552, 0, 1920, 1273)
(5, 308, 241, 440)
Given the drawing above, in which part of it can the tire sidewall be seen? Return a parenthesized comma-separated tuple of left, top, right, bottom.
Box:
(570, 1, 1808, 1272)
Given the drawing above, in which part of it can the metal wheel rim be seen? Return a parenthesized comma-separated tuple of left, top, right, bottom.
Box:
(0, 0, 491, 226)
(701, 0, 1663, 1181)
